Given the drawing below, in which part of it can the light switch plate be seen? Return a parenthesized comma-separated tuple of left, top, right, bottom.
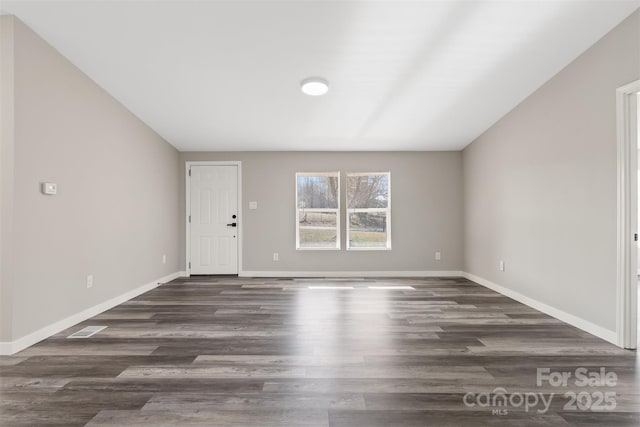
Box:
(41, 182, 57, 195)
(249, 201, 258, 210)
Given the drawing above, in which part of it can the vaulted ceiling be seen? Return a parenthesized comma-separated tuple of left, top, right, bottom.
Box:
(2, 1, 638, 151)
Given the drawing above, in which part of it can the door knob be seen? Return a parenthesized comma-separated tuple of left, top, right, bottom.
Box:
(226, 222, 237, 227)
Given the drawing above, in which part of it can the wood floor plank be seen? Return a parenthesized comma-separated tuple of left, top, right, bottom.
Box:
(118, 365, 307, 379)
(328, 409, 570, 426)
(86, 408, 329, 426)
(142, 392, 366, 411)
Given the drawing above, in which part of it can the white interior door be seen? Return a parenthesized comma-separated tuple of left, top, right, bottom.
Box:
(189, 165, 238, 274)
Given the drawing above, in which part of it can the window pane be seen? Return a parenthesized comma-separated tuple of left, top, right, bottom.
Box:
(297, 175, 339, 209)
(347, 174, 389, 208)
(298, 210, 337, 248)
(348, 212, 388, 248)
(296, 173, 340, 250)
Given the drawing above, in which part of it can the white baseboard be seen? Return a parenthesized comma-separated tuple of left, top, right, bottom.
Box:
(240, 270, 464, 278)
(0, 271, 185, 356)
(461, 272, 617, 345)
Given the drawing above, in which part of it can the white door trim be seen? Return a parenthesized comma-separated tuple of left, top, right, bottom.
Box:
(186, 161, 242, 276)
(616, 80, 640, 349)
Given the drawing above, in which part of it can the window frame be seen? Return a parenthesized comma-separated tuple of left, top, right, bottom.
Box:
(295, 172, 341, 250)
(346, 172, 392, 251)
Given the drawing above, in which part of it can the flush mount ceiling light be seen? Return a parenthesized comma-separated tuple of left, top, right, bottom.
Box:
(300, 77, 329, 96)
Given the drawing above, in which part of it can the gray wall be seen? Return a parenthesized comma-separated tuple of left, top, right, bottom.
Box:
(179, 152, 464, 273)
(1, 16, 181, 342)
(1, 17, 16, 343)
(463, 11, 640, 332)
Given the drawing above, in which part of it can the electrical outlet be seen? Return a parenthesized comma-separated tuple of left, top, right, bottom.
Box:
(273, 252, 279, 261)
(86, 274, 93, 288)
(162, 254, 167, 264)
(499, 260, 505, 272)
(435, 251, 441, 260)
(41, 182, 57, 195)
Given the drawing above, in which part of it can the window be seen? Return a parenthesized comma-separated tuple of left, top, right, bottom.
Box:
(346, 172, 391, 250)
(296, 172, 340, 250)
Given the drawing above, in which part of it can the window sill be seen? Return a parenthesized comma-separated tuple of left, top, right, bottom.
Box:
(346, 247, 392, 251)
(296, 247, 342, 251)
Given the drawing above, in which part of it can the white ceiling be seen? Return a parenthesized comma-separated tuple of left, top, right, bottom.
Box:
(2, 1, 639, 151)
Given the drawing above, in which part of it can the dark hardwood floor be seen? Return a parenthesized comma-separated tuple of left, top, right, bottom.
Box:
(1, 276, 639, 426)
